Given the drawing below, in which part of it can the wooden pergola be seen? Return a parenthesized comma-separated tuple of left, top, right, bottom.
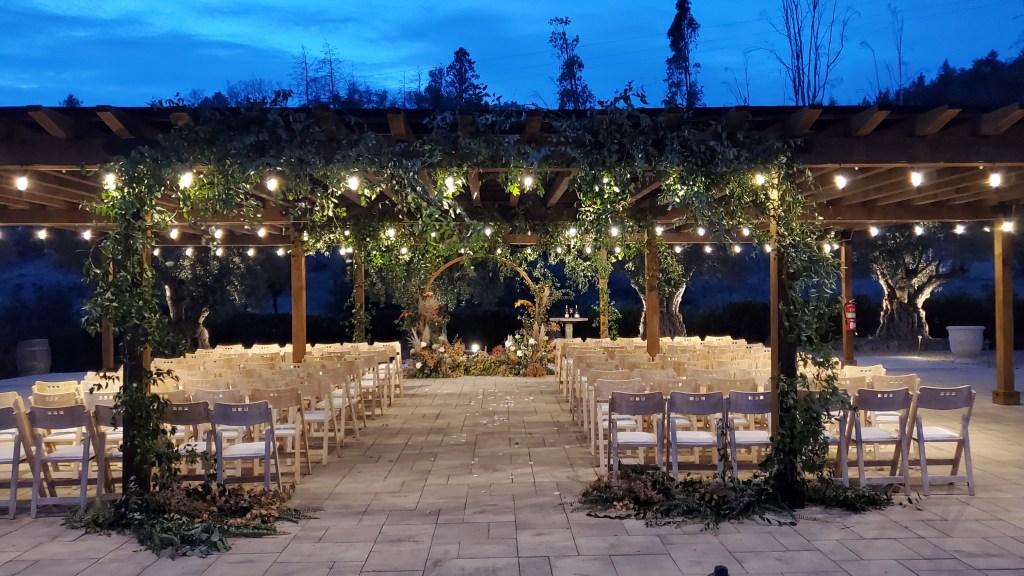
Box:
(1, 103, 1021, 405)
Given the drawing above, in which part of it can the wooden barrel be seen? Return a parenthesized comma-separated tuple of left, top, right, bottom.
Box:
(16, 339, 51, 376)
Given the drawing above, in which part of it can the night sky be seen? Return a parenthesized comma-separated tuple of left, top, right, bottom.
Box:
(0, 0, 1019, 107)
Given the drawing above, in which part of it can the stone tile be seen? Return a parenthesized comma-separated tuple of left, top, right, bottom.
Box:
(719, 533, 786, 553)
(837, 560, 917, 576)
(319, 525, 381, 543)
(139, 556, 218, 576)
(15, 559, 96, 576)
(549, 555, 617, 576)
(263, 562, 333, 576)
(519, 557, 552, 576)
(574, 535, 666, 556)
(277, 541, 373, 563)
(841, 539, 922, 560)
(733, 550, 841, 573)
(517, 528, 578, 557)
(424, 557, 519, 576)
(363, 547, 430, 572)
(610, 554, 683, 575)
(929, 537, 1024, 570)
(458, 539, 517, 558)
(201, 553, 279, 576)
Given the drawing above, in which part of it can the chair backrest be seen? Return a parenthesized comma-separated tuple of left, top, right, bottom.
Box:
(915, 385, 974, 411)
(726, 391, 772, 416)
(592, 378, 645, 400)
(586, 369, 630, 383)
(28, 404, 91, 430)
(0, 406, 21, 433)
(156, 389, 191, 404)
(872, 374, 920, 393)
(193, 388, 245, 406)
(0, 392, 21, 410)
(854, 387, 911, 412)
(163, 401, 211, 426)
(249, 387, 302, 410)
(83, 389, 118, 411)
(632, 368, 677, 382)
(646, 377, 695, 395)
(93, 404, 123, 430)
(31, 380, 79, 396)
(609, 391, 665, 417)
(211, 401, 273, 427)
(837, 376, 869, 394)
(30, 391, 80, 408)
(842, 364, 886, 378)
(706, 376, 759, 394)
(668, 391, 725, 416)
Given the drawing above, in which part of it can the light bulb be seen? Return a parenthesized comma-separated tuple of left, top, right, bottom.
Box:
(868, 226, 880, 237)
(344, 229, 350, 237)
(763, 244, 772, 254)
(484, 226, 492, 237)
(82, 229, 92, 240)
(496, 247, 502, 255)
(178, 171, 194, 189)
(834, 174, 848, 189)
(822, 242, 832, 254)
(276, 247, 286, 256)
(386, 227, 396, 239)
(732, 244, 742, 254)
(567, 227, 577, 237)
(674, 245, 682, 253)
(984, 226, 992, 233)
(247, 247, 256, 257)
(185, 247, 194, 257)
(832, 243, 841, 251)
(470, 343, 480, 353)
(754, 173, 767, 186)
(555, 246, 562, 254)
(740, 227, 750, 237)
(14, 175, 28, 191)
(610, 225, 620, 237)
(696, 227, 706, 237)
(704, 245, 713, 254)
(169, 228, 180, 240)
(910, 171, 923, 187)
(215, 247, 224, 257)
(1001, 220, 1015, 233)
(914, 224, 925, 236)
(655, 225, 664, 235)
(400, 246, 408, 255)
(346, 246, 353, 254)
(584, 245, 592, 254)
(339, 247, 347, 256)
(152, 248, 160, 257)
(347, 175, 360, 191)
(444, 175, 456, 193)
(35, 229, 46, 240)
(257, 227, 267, 238)
(212, 228, 223, 240)
(103, 173, 116, 190)
(990, 173, 1003, 188)
(523, 174, 534, 188)
(953, 224, 966, 235)
(266, 176, 279, 191)
(614, 246, 621, 254)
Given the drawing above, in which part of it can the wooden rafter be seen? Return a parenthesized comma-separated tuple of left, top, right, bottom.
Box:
(849, 106, 890, 136)
(387, 109, 415, 143)
(26, 106, 75, 139)
(521, 110, 542, 143)
(915, 105, 960, 136)
(629, 179, 661, 204)
(468, 170, 481, 207)
(545, 170, 576, 208)
(95, 106, 135, 139)
(979, 103, 1024, 136)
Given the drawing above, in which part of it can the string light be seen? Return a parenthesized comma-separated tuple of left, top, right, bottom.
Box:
(346, 246, 353, 254)
(953, 224, 966, 235)
(399, 246, 409, 255)
(910, 171, 923, 187)
(763, 244, 773, 254)
(152, 248, 160, 257)
(212, 228, 223, 240)
(35, 229, 47, 240)
(14, 175, 28, 191)
(385, 227, 396, 239)
(347, 175, 360, 191)
(610, 225, 620, 237)
(522, 174, 535, 188)
(732, 244, 742, 254)
(740, 227, 750, 237)
(614, 245, 622, 254)
(339, 247, 347, 256)
(674, 245, 682, 253)
(257, 227, 267, 238)
(696, 227, 706, 237)
(983, 226, 992, 233)
(584, 245, 592, 254)
(276, 247, 286, 256)
(754, 173, 767, 186)
(344, 229, 351, 237)
(704, 245, 713, 254)
(247, 247, 256, 257)
(169, 228, 180, 240)
(914, 224, 925, 236)
(215, 247, 224, 257)
(265, 176, 279, 191)
(496, 247, 502, 255)
(81, 229, 92, 240)
(185, 247, 194, 257)
(822, 242, 832, 254)
(470, 343, 481, 353)
(567, 227, 577, 237)
(834, 174, 848, 189)
(868, 226, 880, 237)
(555, 246, 563, 254)
(484, 226, 492, 237)
(1001, 220, 1015, 233)
(989, 173, 1003, 188)
(103, 173, 116, 190)
(444, 175, 456, 193)
(655, 225, 664, 235)
(178, 171, 194, 189)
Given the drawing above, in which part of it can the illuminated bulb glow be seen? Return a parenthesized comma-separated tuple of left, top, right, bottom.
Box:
(910, 171, 923, 187)
(822, 242, 832, 254)
(212, 228, 223, 240)
(523, 174, 534, 188)
(567, 227, 577, 237)
(954, 224, 966, 235)
(703, 245, 713, 254)
(834, 175, 848, 189)
(257, 227, 267, 238)
(496, 248, 502, 255)
(868, 226, 880, 237)
(610, 225, 620, 237)
(14, 176, 28, 191)
(990, 173, 1003, 188)
(399, 246, 408, 255)
(484, 226, 492, 237)
(103, 173, 116, 190)
(347, 175, 360, 191)
(555, 246, 562, 254)
(696, 227, 706, 237)
(674, 245, 682, 253)
(346, 246, 353, 254)
(732, 245, 742, 254)
(82, 229, 92, 240)
(215, 247, 224, 257)
(276, 247, 286, 256)
(247, 247, 256, 257)
(185, 247, 194, 257)
(655, 225, 664, 235)
(754, 173, 767, 186)
(178, 171, 194, 189)
(385, 227, 396, 239)
(614, 246, 621, 254)
(35, 229, 46, 240)
(169, 228, 180, 240)
(470, 343, 480, 353)
(763, 244, 773, 254)
(344, 229, 350, 236)
(584, 245, 592, 254)
(444, 175, 456, 193)
(152, 248, 160, 257)
(914, 224, 925, 236)
(741, 227, 750, 237)
(984, 226, 992, 232)
(1001, 220, 1015, 233)
(265, 177, 279, 191)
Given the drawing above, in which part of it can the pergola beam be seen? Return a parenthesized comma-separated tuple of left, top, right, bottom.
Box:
(26, 106, 75, 139)
(545, 170, 576, 207)
(850, 106, 890, 136)
(979, 102, 1024, 136)
(915, 105, 960, 136)
(815, 202, 1009, 223)
(468, 170, 482, 207)
(95, 106, 136, 139)
(387, 109, 415, 143)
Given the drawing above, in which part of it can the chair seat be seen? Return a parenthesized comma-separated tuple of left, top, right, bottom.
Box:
(613, 431, 659, 445)
(275, 424, 300, 436)
(600, 417, 638, 428)
(43, 430, 79, 443)
(733, 430, 771, 445)
(916, 426, 961, 441)
(316, 398, 349, 410)
(874, 411, 901, 424)
(304, 410, 328, 422)
(674, 431, 716, 445)
(668, 414, 692, 427)
(859, 427, 898, 442)
(43, 444, 93, 462)
(106, 448, 123, 460)
(0, 443, 24, 465)
(825, 431, 843, 445)
(222, 441, 269, 459)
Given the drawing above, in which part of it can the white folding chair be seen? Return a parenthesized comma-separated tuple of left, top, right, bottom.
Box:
(28, 405, 98, 517)
(667, 391, 725, 479)
(211, 401, 281, 490)
(908, 386, 975, 496)
(726, 391, 773, 478)
(851, 388, 911, 489)
(0, 407, 26, 518)
(607, 391, 665, 482)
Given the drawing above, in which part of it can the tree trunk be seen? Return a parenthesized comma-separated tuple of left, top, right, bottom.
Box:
(164, 282, 203, 350)
(875, 284, 929, 340)
(636, 284, 687, 339)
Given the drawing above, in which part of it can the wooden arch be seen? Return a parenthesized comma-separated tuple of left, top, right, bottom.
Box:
(423, 255, 536, 294)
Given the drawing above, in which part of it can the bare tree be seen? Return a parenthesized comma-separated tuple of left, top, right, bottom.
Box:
(316, 43, 344, 104)
(292, 45, 315, 105)
(767, 0, 855, 105)
(724, 52, 753, 105)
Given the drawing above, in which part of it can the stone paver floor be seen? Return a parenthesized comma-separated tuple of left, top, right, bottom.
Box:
(3, 359, 1024, 575)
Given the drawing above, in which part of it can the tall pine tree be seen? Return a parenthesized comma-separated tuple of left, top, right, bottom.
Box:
(444, 47, 486, 109)
(548, 17, 595, 110)
(664, 0, 702, 108)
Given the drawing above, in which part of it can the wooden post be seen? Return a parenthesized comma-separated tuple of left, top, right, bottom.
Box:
(598, 249, 610, 339)
(291, 240, 307, 364)
(645, 228, 660, 358)
(993, 228, 1019, 405)
(769, 219, 781, 433)
(141, 245, 152, 371)
(840, 242, 856, 366)
(353, 248, 366, 343)
(101, 319, 115, 371)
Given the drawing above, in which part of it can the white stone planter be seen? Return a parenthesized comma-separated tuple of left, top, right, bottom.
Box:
(947, 326, 985, 358)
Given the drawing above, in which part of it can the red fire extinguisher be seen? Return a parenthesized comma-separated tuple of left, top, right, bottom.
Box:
(843, 300, 857, 332)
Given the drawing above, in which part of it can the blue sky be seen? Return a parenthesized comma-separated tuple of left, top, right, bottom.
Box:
(0, 0, 1020, 107)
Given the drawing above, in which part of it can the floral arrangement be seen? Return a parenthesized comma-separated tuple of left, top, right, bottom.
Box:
(411, 338, 466, 378)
